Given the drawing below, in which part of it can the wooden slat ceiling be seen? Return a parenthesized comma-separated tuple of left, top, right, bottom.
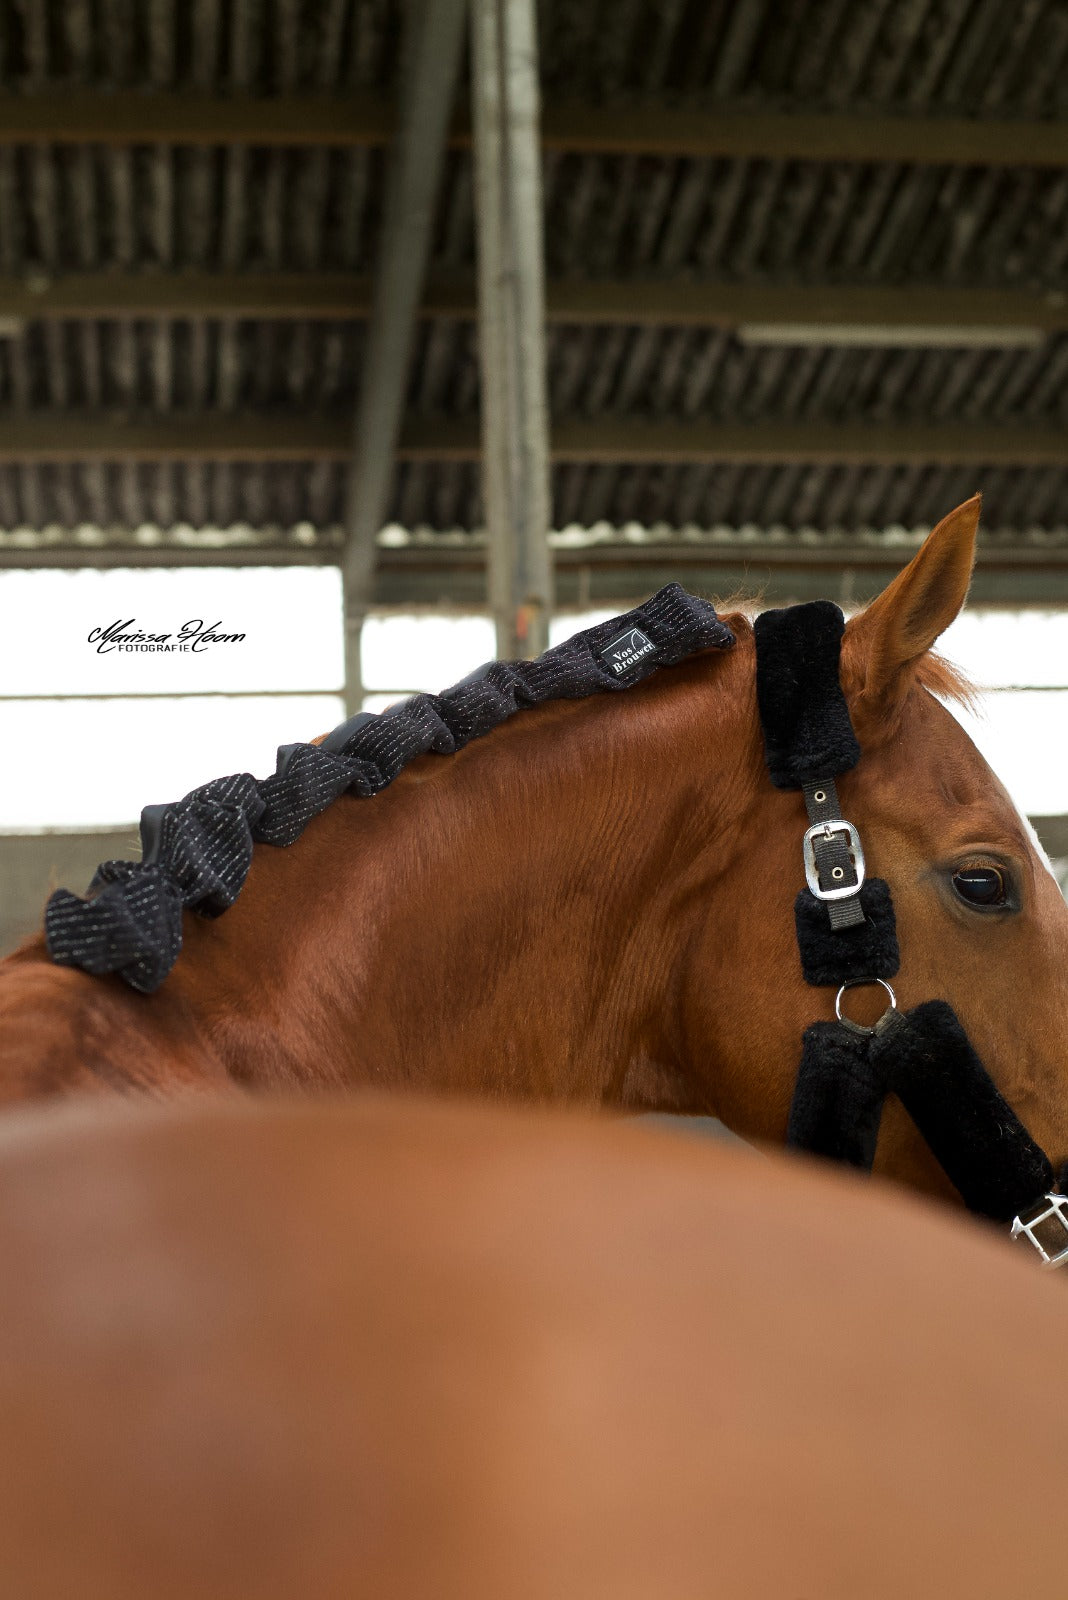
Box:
(1, 0, 1068, 588)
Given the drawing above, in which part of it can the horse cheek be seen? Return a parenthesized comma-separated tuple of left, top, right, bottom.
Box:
(677, 904, 816, 1143)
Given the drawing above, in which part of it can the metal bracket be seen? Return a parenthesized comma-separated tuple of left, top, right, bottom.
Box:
(802, 820, 866, 902)
(1010, 1193, 1068, 1267)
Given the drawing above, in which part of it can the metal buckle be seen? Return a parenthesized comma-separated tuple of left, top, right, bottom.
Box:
(802, 820, 866, 902)
(1010, 1194, 1068, 1268)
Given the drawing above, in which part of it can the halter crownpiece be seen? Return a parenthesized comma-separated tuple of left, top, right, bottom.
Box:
(754, 600, 1062, 1264)
(755, 601, 898, 949)
(45, 584, 733, 994)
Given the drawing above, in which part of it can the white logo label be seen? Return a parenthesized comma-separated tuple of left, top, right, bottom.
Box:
(600, 627, 656, 677)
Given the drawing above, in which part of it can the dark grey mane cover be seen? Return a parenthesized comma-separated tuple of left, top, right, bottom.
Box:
(45, 584, 734, 994)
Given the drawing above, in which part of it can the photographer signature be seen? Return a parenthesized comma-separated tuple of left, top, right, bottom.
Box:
(88, 619, 246, 655)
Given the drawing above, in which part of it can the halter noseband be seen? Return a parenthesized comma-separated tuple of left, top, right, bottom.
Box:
(754, 601, 1068, 1269)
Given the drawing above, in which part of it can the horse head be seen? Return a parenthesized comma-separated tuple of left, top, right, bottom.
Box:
(680, 495, 1068, 1204)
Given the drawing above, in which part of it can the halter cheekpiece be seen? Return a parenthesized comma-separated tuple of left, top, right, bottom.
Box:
(754, 600, 1068, 1267)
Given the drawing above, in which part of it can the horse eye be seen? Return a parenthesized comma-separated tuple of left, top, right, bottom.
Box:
(952, 866, 1006, 907)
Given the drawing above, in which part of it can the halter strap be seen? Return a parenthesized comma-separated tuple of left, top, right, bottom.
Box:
(754, 603, 867, 933)
(753, 600, 1059, 1250)
(753, 600, 860, 789)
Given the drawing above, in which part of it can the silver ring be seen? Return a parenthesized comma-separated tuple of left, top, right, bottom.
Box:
(835, 978, 897, 1037)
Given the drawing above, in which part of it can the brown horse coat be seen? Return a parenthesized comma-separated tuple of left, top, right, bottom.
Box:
(0, 1093, 1065, 1598)
(2, 495, 1068, 1208)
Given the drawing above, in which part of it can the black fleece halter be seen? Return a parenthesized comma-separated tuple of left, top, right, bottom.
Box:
(754, 601, 1068, 1267)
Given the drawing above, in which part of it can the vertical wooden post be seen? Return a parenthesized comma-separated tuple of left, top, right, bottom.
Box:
(470, 0, 554, 660)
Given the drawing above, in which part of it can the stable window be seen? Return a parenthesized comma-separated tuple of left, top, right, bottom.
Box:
(0, 567, 345, 829)
(2, 582, 1065, 845)
(938, 611, 1068, 826)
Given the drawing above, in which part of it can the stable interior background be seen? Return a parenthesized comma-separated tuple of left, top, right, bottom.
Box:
(4, 0, 1068, 951)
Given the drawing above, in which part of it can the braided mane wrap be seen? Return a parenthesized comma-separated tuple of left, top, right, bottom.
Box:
(45, 584, 734, 994)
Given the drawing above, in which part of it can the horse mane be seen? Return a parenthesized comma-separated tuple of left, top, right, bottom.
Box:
(43, 586, 734, 995)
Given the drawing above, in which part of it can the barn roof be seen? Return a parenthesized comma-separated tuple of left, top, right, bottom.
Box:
(3, 0, 1068, 603)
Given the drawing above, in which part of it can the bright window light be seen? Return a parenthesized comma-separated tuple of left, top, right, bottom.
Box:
(363, 692, 412, 714)
(0, 567, 344, 694)
(361, 614, 496, 693)
(4, 581, 1068, 832)
(0, 695, 344, 830)
(944, 692, 1068, 820)
(549, 610, 620, 646)
(939, 611, 1068, 690)
(937, 612, 1068, 819)
(358, 612, 624, 714)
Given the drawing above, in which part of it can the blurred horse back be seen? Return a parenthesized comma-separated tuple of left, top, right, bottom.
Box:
(0, 1093, 1064, 1599)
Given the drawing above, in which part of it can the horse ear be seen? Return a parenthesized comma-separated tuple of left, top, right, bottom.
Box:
(841, 494, 980, 720)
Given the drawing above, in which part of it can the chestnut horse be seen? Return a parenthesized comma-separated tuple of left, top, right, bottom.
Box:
(2, 495, 1067, 1202)
(1, 1092, 1066, 1599)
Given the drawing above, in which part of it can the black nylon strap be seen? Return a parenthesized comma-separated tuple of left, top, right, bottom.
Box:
(801, 777, 865, 931)
(801, 778, 844, 827)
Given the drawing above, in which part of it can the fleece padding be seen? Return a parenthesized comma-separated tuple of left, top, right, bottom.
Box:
(753, 600, 861, 789)
(794, 878, 900, 987)
(875, 1001, 1054, 1224)
(787, 1002, 1054, 1223)
(786, 1021, 886, 1171)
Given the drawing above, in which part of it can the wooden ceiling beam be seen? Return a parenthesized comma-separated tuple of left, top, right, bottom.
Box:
(0, 273, 379, 320)
(3, 414, 1068, 467)
(3, 91, 1068, 168)
(541, 419, 1068, 468)
(2, 540, 1068, 610)
(2, 274, 1067, 333)
(0, 90, 400, 147)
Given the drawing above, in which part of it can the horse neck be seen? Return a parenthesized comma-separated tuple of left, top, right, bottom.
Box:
(177, 646, 753, 1108)
(0, 941, 233, 1104)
